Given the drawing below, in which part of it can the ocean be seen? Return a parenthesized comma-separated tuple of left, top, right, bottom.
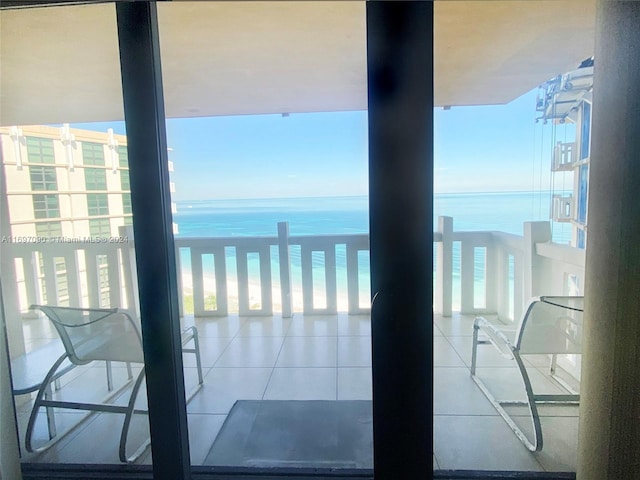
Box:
(173, 192, 573, 311)
(175, 192, 571, 238)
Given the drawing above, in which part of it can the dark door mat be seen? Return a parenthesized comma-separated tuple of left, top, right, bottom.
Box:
(204, 400, 373, 469)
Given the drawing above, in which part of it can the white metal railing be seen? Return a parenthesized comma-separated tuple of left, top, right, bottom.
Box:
(2, 217, 586, 357)
(553, 141, 577, 171)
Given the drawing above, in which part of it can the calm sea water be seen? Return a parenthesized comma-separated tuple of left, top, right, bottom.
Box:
(173, 192, 572, 308)
(175, 192, 572, 240)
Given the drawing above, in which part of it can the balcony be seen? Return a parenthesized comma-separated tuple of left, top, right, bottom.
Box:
(552, 142, 578, 172)
(552, 194, 574, 223)
(3, 217, 585, 472)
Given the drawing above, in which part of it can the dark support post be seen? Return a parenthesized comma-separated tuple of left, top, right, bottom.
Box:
(578, 2, 640, 478)
(116, 4, 190, 480)
(367, 2, 434, 478)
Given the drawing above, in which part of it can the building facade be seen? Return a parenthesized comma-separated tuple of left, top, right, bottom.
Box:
(536, 60, 593, 249)
(0, 124, 177, 242)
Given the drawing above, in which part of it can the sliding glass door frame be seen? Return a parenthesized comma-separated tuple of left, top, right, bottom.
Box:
(7, 2, 435, 479)
(116, 3, 191, 479)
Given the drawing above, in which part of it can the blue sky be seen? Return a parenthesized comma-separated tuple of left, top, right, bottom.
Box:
(72, 86, 573, 201)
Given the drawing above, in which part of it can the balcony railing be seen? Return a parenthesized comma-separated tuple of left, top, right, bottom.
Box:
(552, 194, 574, 222)
(2, 217, 586, 358)
(553, 141, 578, 171)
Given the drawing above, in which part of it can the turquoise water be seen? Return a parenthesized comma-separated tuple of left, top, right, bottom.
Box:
(175, 192, 571, 239)
(173, 192, 573, 309)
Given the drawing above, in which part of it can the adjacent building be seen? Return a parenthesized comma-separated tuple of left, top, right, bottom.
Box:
(536, 58, 594, 249)
(0, 124, 177, 241)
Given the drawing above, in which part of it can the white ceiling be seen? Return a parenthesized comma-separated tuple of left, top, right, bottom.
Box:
(0, 1, 595, 126)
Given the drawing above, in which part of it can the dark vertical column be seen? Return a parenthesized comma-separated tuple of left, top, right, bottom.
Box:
(578, 2, 640, 478)
(116, 4, 190, 480)
(367, 2, 433, 478)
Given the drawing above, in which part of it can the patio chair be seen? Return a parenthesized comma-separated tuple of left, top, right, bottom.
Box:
(25, 305, 203, 463)
(471, 296, 583, 452)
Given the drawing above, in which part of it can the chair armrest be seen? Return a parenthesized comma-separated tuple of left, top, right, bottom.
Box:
(180, 326, 198, 347)
(474, 316, 516, 358)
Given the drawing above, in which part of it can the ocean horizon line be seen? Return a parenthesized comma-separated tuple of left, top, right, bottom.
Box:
(175, 189, 568, 204)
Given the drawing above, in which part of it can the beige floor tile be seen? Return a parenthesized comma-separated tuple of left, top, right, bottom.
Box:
(187, 367, 272, 414)
(337, 367, 372, 400)
(276, 336, 337, 367)
(337, 314, 371, 336)
(191, 316, 246, 338)
(287, 315, 339, 337)
(433, 337, 466, 367)
(263, 368, 336, 400)
(236, 315, 292, 337)
(337, 337, 372, 367)
(214, 336, 285, 368)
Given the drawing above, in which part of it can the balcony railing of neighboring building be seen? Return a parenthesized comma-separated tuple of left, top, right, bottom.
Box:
(552, 194, 574, 223)
(552, 141, 578, 171)
(1, 217, 586, 359)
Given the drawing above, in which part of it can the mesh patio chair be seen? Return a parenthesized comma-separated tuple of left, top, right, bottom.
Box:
(471, 296, 583, 451)
(26, 305, 203, 463)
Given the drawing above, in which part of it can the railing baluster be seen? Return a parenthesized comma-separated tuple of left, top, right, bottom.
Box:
(23, 253, 40, 311)
(277, 222, 292, 318)
(41, 252, 58, 306)
(106, 249, 121, 307)
(325, 246, 337, 314)
(259, 246, 273, 315)
(191, 248, 205, 317)
(64, 251, 82, 307)
(300, 245, 314, 314)
(85, 250, 100, 308)
(460, 242, 475, 314)
(236, 247, 251, 316)
(213, 246, 228, 316)
(436, 216, 453, 317)
(346, 243, 360, 314)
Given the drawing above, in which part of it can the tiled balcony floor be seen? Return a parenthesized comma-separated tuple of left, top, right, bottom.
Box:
(15, 312, 579, 472)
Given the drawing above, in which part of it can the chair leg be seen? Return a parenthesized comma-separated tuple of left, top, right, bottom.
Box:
(119, 368, 149, 463)
(25, 354, 68, 453)
(513, 353, 543, 451)
(44, 384, 57, 440)
(550, 353, 558, 375)
(106, 360, 114, 391)
(471, 323, 479, 375)
(192, 328, 203, 385)
(471, 353, 543, 452)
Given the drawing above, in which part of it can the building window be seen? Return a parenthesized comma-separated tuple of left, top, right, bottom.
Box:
(84, 168, 107, 191)
(33, 194, 60, 219)
(87, 193, 109, 216)
(89, 218, 111, 237)
(35, 221, 62, 238)
(118, 145, 129, 168)
(26, 137, 55, 164)
(578, 164, 589, 225)
(120, 170, 130, 190)
(122, 193, 132, 214)
(124, 216, 133, 226)
(30, 166, 58, 191)
(82, 142, 105, 166)
(580, 102, 591, 160)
